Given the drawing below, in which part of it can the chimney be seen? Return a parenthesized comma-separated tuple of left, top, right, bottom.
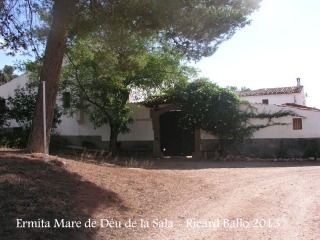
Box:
(296, 78, 301, 87)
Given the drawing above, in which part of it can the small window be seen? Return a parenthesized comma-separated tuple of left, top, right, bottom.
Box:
(293, 118, 302, 130)
(62, 92, 71, 108)
(262, 99, 269, 105)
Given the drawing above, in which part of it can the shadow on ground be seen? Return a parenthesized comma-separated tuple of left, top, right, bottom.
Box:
(0, 150, 125, 240)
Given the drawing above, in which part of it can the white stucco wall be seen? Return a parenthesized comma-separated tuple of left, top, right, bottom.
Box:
(241, 91, 306, 106)
(57, 103, 154, 141)
(118, 104, 154, 141)
(201, 104, 320, 139)
(0, 74, 29, 99)
(0, 74, 154, 142)
(249, 104, 320, 138)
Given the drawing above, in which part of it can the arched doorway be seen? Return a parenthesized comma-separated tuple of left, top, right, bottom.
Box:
(160, 110, 195, 156)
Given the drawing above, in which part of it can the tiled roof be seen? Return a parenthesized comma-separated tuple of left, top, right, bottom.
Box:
(278, 103, 320, 112)
(238, 86, 303, 97)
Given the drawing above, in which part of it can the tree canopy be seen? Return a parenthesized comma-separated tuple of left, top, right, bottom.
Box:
(177, 79, 250, 140)
(1, 0, 262, 152)
(0, 65, 18, 85)
(61, 36, 195, 155)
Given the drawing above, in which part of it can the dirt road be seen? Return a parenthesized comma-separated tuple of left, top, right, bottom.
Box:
(2, 150, 320, 239)
(140, 160, 320, 240)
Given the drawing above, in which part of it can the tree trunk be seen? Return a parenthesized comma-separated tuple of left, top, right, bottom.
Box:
(27, 0, 77, 153)
(109, 124, 119, 157)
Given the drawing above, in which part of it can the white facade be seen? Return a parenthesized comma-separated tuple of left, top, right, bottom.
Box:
(1, 75, 320, 150)
(201, 103, 320, 140)
(0, 74, 154, 143)
(0, 74, 29, 99)
(241, 91, 305, 106)
(57, 103, 154, 141)
(248, 104, 320, 139)
(238, 79, 306, 106)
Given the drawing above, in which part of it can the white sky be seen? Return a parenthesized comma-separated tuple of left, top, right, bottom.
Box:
(1, 0, 320, 108)
(194, 0, 320, 108)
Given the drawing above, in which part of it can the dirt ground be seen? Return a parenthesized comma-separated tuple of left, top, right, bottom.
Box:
(1, 149, 320, 240)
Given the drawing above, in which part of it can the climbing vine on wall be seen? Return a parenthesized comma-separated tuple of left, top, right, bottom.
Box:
(146, 79, 302, 149)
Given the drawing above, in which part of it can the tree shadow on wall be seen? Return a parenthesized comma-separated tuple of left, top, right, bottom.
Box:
(0, 151, 126, 240)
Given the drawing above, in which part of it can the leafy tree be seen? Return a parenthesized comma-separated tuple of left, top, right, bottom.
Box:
(7, 83, 62, 130)
(0, 98, 9, 128)
(1, 0, 262, 153)
(0, 83, 62, 148)
(177, 79, 252, 147)
(240, 86, 251, 91)
(226, 86, 239, 92)
(0, 65, 18, 85)
(62, 37, 194, 155)
(226, 85, 251, 92)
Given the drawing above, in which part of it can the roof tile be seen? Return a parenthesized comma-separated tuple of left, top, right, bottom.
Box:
(238, 86, 303, 97)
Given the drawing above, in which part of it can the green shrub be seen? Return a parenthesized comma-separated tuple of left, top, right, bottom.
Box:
(0, 128, 29, 149)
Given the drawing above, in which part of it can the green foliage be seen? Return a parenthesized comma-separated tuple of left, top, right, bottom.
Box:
(0, 0, 53, 54)
(0, 83, 62, 148)
(62, 42, 134, 134)
(0, 98, 9, 128)
(0, 112, 8, 128)
(2, 0, 261, 153)
(6, 84, 62, 131)
(0, 128, 29, 149)
(226, 86, 251, 92)
(70, 0, 262, 61)
(153, 79, 301, 151)
(7, 84, 38, 130)
(61, 36, 194, 155)
(176, 79, 251, 142)
(240, 86, 251, 91)
(0, 65, 18, 85)
(2, 0, 261, 59)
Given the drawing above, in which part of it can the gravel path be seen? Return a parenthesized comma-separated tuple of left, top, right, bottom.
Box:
(141, 161, 320, 240)
(2, 150, 319, 240)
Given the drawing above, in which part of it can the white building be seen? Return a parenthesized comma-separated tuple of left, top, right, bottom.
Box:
(238, 78, 306, 106)
(1, 75, 320, 158)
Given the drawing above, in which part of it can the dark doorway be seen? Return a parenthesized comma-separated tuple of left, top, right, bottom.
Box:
(160, 110, 195, 156)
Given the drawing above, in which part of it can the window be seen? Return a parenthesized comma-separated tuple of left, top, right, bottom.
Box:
(293, 118, 302, 130)
(62, 92, 71, 108)
(262, 99, 269, 105)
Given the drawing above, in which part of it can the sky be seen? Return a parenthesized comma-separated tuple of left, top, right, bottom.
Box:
(194, 0, 320, 108)
(1, 0, 320, 108)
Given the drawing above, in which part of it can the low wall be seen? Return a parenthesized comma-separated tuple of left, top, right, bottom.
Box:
(61, 135, 153, 153)
(201, 138, 320, 158)
(61, 135, 320, 159)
